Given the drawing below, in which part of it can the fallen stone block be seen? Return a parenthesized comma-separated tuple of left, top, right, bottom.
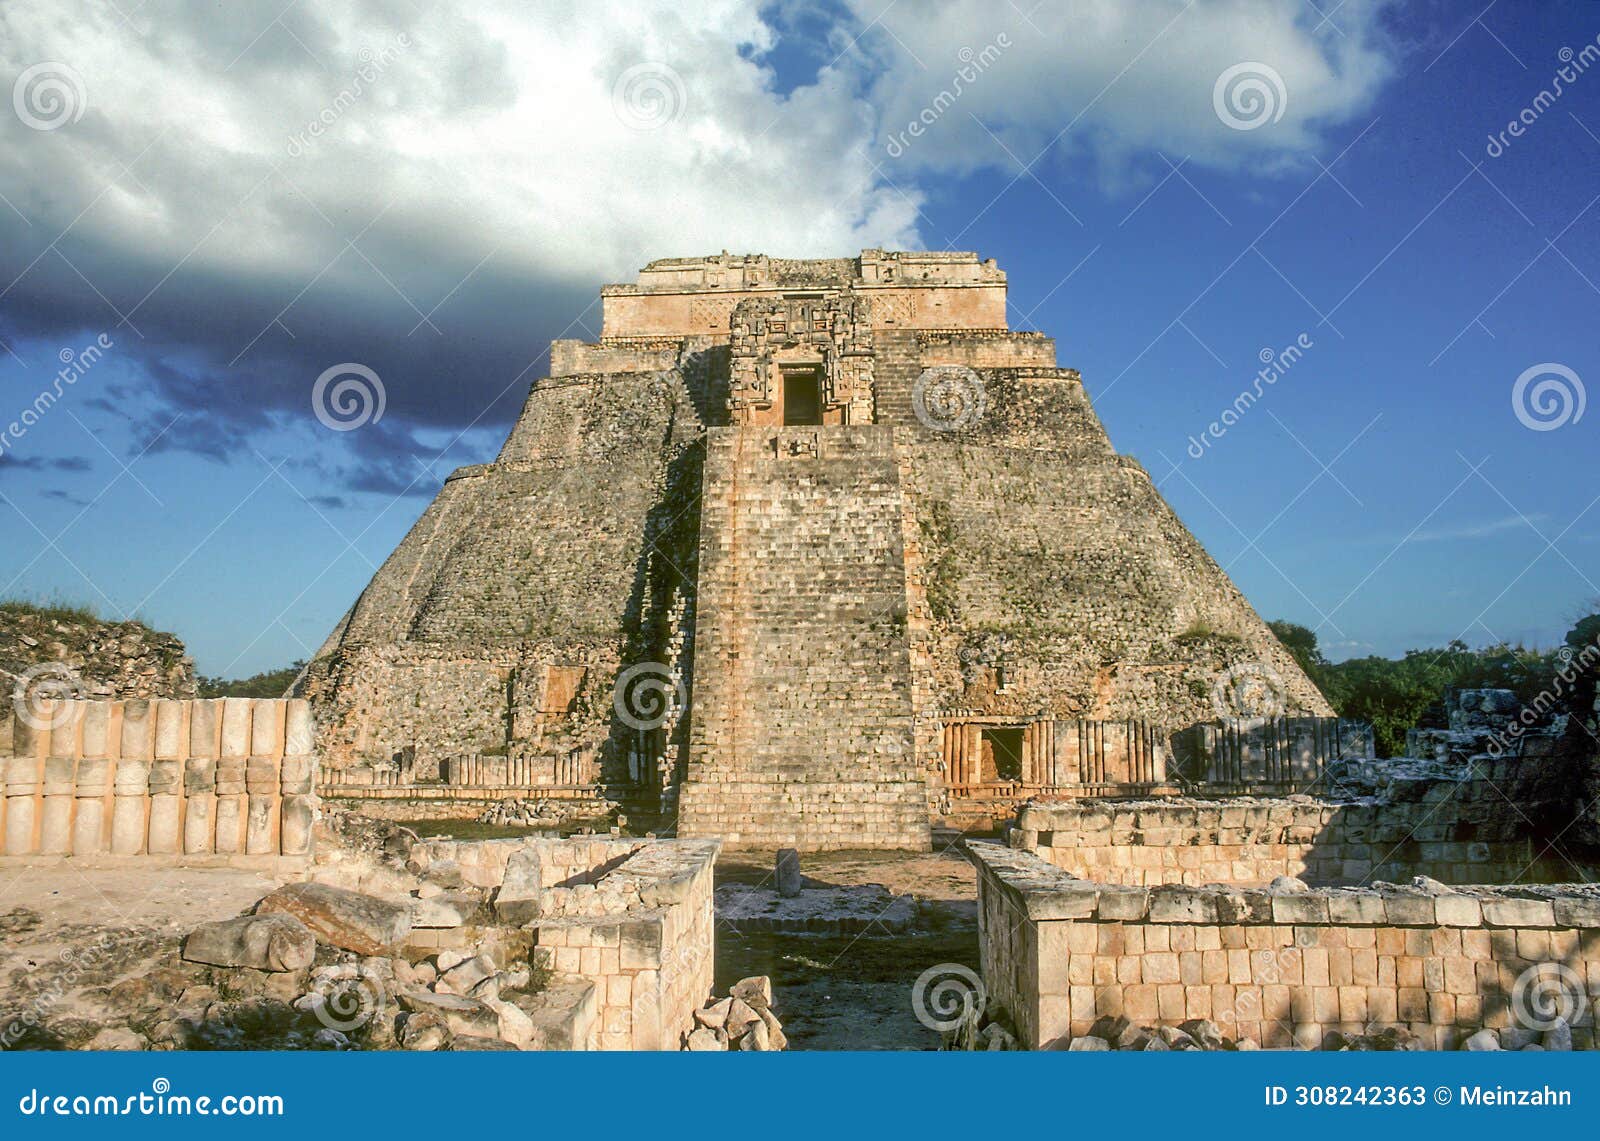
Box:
(396, 989, 501, 1039)
(258, 883, 411, 955)
(182, 914, 314, 972)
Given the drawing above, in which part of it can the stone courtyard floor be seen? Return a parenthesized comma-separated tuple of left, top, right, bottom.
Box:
(713, 846, 981, 1050)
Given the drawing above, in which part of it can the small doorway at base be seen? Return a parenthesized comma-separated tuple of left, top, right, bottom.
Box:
(980, 726, 1025, 783)
(782, 367, 824, 426)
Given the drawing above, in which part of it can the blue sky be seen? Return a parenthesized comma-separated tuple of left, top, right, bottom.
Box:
(0, 0, 1596, 677)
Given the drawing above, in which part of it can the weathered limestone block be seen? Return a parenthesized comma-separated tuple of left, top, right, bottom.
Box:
(39, 755, 76, 855)
(494, 847, 544, 924)
(72, 756, 110, 855)
(280, 794, 315, 857)
(775, 847, 802, 898)
(4, 754, 41, 855)
(258, 882, 411, 954)
(396, 989, 501, 1038)
(154, 699, 186, 760)
(146, 758, 182, 854)
(213, 757, 246, 854)
(110, 758, 150, 855)
(245, 757, 279, 855)
(182, 913, 314, 971)
(183, 757, 216, 855)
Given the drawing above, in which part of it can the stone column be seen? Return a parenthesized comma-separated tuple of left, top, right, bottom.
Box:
(214, 698, 252, 854)
(245, 699, 282, 855)
(111, 700, 154, 855)
(146, 700, 185, 854)
(39, 706, 82, 855)
(3, 708, 47, 855)
(71, 702, 113, 855)
(280, 700, 317, 858)
(184, 699, 221, 855)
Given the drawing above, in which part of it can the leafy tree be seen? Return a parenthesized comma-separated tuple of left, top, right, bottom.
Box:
(198, 660, 307, 699)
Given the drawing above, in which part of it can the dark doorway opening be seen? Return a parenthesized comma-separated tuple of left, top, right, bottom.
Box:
(782, 368, 824, 426)
(982, 726, 1024, 783)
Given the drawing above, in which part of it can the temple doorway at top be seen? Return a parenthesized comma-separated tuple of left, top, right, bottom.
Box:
(782, 366, 824, 426)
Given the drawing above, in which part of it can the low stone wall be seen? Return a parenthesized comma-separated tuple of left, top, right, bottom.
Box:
(1013, 797, 1544, 888)
(405, 835, 718, 1050)
(968, 841, 1600, 1051)
(0, 698, 316, 862)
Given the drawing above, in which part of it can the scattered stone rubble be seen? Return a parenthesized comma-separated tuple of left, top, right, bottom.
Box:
(684, 976, 787, 1051)
(476, 797, 565, 828)
(0, 608, 195, 701)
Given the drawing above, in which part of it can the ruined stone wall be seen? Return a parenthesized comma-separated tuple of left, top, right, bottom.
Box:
(0, 698, 316, 862)
(406, 835, 718, 1050)
(1013, 799, 1549, 889)
(678, 425, 930, 850)
(970, 841, 1600, 1050)
(1, 608, 195, 702)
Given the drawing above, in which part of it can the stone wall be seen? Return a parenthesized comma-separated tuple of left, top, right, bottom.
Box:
(1012, 798, 1548, 888)
(0, 698, 316, 862)
(405, 835, 718, 1050)
(678, 425, 930, 850)
(969, 841, 1600, 1050)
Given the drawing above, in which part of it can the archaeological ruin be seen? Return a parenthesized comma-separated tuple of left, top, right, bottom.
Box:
(303, 250, 1338, 851)
(2, 253, 1596, 1054)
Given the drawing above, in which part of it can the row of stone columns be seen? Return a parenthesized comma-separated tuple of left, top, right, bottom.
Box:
(1, 697, 316, 860)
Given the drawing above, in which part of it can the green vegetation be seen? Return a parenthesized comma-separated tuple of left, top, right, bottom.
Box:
(0, 597, 104, 624)
(1269, 614, 1599, 757)
(198, 660, 306, 699)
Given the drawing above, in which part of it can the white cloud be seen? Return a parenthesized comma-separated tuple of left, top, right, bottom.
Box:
(854, 0, 1397, 186)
